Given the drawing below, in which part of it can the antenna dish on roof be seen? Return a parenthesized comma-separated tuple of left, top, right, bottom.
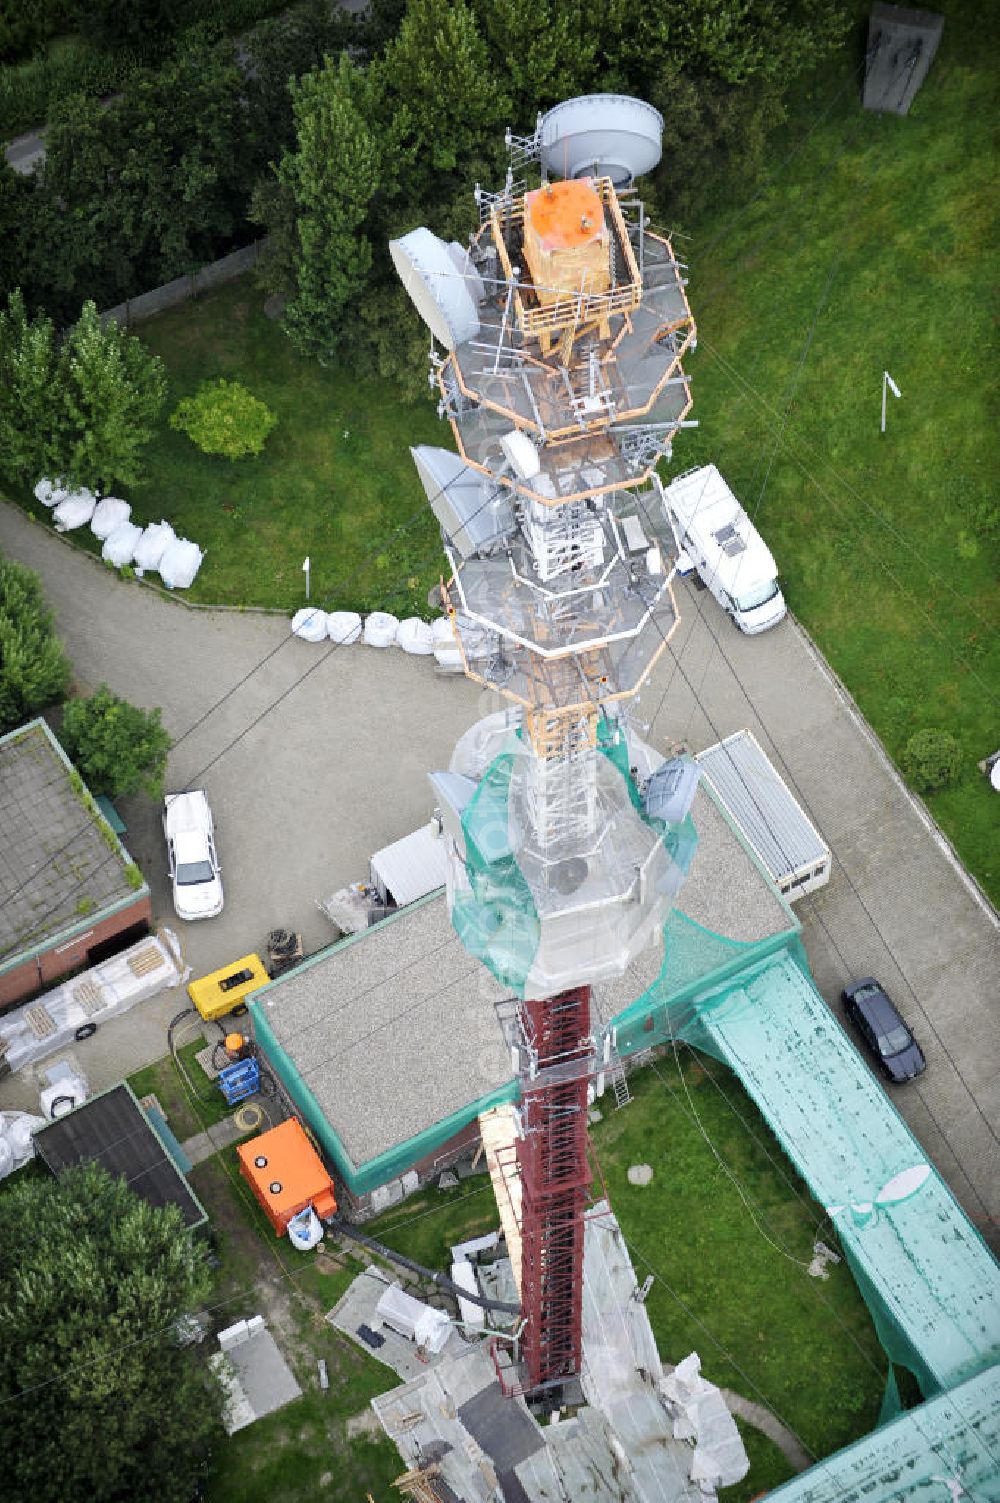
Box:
(389, 228, 482, 351)
(538, 94, 664, 187)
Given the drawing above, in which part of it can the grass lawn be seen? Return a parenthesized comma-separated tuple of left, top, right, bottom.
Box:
(668, 1, 999, 902)
(589, 1053, 893, 1493)
(128, 1036, 239, 1137)
(135, 281, 445, 619)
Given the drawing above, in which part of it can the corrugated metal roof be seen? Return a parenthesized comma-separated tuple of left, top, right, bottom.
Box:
(696, 730, 827, 882)
(369, 824, 449, 908)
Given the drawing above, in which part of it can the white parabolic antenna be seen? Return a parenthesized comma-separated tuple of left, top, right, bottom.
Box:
(539, 94, 664, 185)
(389, 227, 481, 351)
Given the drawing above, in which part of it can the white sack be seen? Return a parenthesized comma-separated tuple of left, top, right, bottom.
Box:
(159, 538, 203, 589)
(326, 611, 362, 645)
(432, 617, 457, 646)
(291, 607, 328, 643)
(33, 477, 66, 507)
(90, 496, 131, 539)
(102, 521, 142, 567)
(134, 520, 176, 571)
(363, 611, 399, 648)
(52, 489, 96, 531)
(397, 617, 434, 655)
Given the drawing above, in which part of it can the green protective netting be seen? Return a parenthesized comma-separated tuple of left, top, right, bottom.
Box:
(764, 1363, 1000, 1503)
(452, 734, 541, 991)
(452, 719, 698, 997)
(615, 944, 1000, 1398)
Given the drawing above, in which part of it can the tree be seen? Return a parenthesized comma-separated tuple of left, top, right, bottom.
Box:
(29, 92, 133, 320)
(57, 300, 167, 491)
(379, 0, 509, 200)
(113, 31, 251, 284)
(278, 54, 384, 362)
(59, 684, 172, 798)
(0, 552, 71, 734)
(0, 289, 63, 483)
(0, 1164, 221, 1503)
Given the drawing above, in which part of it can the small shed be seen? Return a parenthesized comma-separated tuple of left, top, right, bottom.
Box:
(369, 822, 448, 909)
(237, 1118, 336, 1235)
(34, 1081, 206, 1229)
(696, 731, 830, 902)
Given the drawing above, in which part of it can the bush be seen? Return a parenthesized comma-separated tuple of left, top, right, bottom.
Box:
(901, 729, 963, 794)
(0, 37, 142, 139)
(169, 377, 277, 459)
(59, 684, 171, 798)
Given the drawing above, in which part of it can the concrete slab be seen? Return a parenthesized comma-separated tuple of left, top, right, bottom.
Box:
(226, 1327, 301, 1419)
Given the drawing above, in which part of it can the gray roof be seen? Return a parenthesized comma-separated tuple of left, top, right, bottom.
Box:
(35, 1082, 206, 1229)
(0, 720, 141, 967)
(256, 894, 513, 1168)
(254, 780, 794, 1169)
(696, 730, 829, 884)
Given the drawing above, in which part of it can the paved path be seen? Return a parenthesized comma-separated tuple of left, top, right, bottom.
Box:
(4, 126, 46, 175)
(643, 579, 1000, 1246)
(1, 503, 997, 1246)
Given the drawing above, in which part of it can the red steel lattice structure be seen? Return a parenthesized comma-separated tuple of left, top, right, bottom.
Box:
(517, 984, 593, 1389)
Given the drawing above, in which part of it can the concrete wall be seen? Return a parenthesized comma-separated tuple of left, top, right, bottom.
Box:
(0, 893, 152, 1011)
(102, 241, 267, 328)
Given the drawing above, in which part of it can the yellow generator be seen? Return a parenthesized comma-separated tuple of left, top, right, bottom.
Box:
(187, 953, 269, 1021)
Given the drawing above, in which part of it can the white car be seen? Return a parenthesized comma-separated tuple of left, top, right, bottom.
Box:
(163, 790, 223, 921)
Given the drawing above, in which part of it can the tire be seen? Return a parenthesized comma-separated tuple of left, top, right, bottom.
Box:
(49, 1095, 76, 1118)
(74, 1023, 98, 1042)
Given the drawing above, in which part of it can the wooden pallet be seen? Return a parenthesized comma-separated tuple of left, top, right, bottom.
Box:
(128, 944, 163, 978)
(24, 1004, 56, 1041)
(73, 980, 106, 1016)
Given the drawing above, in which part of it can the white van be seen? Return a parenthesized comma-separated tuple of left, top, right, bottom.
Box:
(662, 465, 786, 634)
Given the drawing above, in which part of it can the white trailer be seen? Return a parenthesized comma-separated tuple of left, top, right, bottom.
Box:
(0, 930, 183, 1078)
(696, 731, 830, 902)
(663, 465, 786, 634)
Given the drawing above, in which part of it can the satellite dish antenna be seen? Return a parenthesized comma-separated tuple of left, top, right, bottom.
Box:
(389, 227, 482, 351)
(538, 94, 664, 186)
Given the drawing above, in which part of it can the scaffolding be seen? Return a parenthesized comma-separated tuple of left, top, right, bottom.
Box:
(394, 97, 698, 1394)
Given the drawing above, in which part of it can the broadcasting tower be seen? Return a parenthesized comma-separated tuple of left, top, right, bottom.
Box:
(392, 95, 700, 1396)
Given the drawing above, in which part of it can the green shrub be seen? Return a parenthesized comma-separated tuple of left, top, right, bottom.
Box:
(169, 377, 277, 459)
(58, 684, 171, 799)
(901, 729, 963, 794)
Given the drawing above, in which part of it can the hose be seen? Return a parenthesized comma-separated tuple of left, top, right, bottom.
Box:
(330, 1219, 520, 1315)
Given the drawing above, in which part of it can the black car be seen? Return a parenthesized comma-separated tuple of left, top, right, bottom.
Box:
(842, 977, 926, 1083)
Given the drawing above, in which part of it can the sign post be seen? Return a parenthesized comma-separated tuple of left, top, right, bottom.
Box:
(881, 371, 901, 433)
(303, 556, 311, 601)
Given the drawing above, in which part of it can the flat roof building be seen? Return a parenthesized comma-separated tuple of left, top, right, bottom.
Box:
(0, 720, 151, 1010)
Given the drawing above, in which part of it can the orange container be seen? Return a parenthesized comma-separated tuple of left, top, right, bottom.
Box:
(237, 1118, 337, 1235)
